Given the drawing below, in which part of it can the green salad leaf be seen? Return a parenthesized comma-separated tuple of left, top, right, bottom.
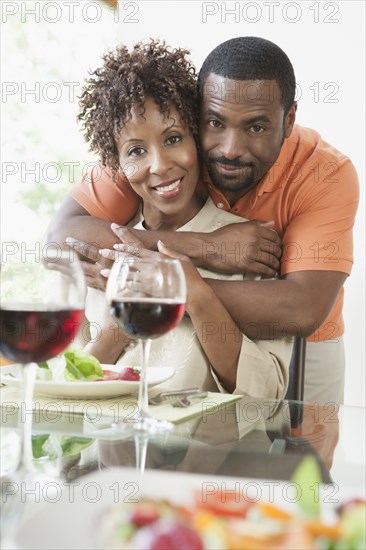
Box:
(63, 350, 103, 381)
(291, 455, 322, 518)
(338, 504, 366, 550)
(61, 436, 95, 457)
(32, 434, 50, 458)
(39, 349, 103, 382)
(32, 434, 94, 460)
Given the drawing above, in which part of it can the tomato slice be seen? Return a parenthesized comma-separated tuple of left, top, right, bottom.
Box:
(101, 369, 120, 380)
(195, 490, 254, 518)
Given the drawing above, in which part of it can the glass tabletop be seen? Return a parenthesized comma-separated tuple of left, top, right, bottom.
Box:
(1, 394, 365, 491)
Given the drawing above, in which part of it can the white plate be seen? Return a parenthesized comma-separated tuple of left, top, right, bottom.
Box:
(16, 469, 195, 550)
(13, 468, 365, 550)
(0, 365, 174, 399)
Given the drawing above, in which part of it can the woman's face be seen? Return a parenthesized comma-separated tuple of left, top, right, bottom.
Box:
(116, 97, 200, 229)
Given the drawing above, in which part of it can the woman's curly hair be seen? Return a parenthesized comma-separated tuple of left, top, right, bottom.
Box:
(78, 39, 199, 173)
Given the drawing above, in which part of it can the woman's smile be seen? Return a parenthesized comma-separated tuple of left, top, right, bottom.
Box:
(152, 177, 183, 198)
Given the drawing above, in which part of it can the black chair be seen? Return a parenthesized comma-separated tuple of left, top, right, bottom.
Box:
(268, 337, 307, 453)
(285, 336, 307, 402)
(283, 336, 307, 429)
(268, 338, 333, 484)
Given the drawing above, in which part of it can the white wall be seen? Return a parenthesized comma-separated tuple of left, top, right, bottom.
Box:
(1, 0, 364, 405)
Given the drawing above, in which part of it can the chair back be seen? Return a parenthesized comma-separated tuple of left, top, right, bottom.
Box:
(285, 336, 306, 402)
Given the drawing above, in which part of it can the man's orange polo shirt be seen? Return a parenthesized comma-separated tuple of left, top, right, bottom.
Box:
(70, 125, 359, 342)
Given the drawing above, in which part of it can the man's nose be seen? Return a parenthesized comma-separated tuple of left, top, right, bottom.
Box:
(150, 147, 173, 175)
(220, 129, 247, 160)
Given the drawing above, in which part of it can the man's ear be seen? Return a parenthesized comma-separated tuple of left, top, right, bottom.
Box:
(284, 102, 297, 138)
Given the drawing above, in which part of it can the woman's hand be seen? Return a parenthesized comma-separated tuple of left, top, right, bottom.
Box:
(99, 228, 165, 275)
(156, 241, 210, 314)
(97, 226, 208, 317)
(66, 237, 113, 291)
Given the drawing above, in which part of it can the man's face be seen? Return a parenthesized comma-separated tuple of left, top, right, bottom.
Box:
(200, 73, 296, 204)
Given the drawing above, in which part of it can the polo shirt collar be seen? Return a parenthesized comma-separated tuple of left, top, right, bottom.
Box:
(202, 167, 231, 210)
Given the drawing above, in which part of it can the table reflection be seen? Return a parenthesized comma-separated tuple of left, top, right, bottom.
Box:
(98, 398, 337, 483)
(0, 395, 350, 487)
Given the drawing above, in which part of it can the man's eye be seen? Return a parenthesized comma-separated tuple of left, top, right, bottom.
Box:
(250, 125, 265, 134)
(166, 135, 181, 145)
(128, 147, 145, 157)
(208, 119, 223, 128)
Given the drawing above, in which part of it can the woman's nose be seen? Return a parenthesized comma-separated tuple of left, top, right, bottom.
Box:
(149, 148, 174, 176)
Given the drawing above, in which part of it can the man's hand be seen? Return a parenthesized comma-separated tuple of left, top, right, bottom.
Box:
(66, 237, 113, 291)
(95, 220, 281, 278)
(201, 220, 282, 277)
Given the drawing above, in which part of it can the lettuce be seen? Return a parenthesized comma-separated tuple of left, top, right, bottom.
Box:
(339, 504, 366, 550)
(39, 349, 103, 382)
(291, 455, 322, 518)
(32, 433, 94, 460)
(63, 349, 103, 381)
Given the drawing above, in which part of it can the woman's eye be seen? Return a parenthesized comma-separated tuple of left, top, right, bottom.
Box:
(128, 147, 145, 157)
(166, 135, 181, 145)
(208, 119, 222, 129)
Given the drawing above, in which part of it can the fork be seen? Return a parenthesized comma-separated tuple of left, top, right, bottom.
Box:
(148, 388, 203, 406)
(168, 391, 208, 408)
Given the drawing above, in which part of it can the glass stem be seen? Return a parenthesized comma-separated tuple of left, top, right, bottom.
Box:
(19, 362, 37, 474)
(138, 339, 151, 420)
(134, 432, 148, 475)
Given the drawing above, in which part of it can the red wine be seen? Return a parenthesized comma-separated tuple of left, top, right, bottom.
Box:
(111, 300, 185, 339)
(0, 306, 83, 363)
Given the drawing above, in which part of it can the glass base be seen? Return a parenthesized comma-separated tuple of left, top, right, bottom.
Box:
(111, 415, 173, 435)
(111, 416, 173, 474)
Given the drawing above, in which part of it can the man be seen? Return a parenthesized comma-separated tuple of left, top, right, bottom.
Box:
(46, 37, 359, 404)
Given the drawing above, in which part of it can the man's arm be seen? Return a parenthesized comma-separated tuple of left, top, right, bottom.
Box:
(46, 197, 281, 278)
(107, 228, 347, 340)
(47, 203, 345, 339)
(46, 196, 119, 251)
(131, 221, 282, 278)
(206, 270, 347, 339)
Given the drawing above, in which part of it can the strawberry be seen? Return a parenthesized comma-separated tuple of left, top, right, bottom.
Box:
(148, 522, 203, 550)
(118, 367, 141, 381)
(129, 502, 160, 527)
(133, 521, 204, 550)
(100, 368, 140, 381)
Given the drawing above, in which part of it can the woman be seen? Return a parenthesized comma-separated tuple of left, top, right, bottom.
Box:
(79, 40, 292, 398)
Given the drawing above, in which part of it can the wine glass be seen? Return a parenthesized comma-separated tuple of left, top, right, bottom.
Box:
(106, 257, 186, 436)
(0, 249, 86, 477)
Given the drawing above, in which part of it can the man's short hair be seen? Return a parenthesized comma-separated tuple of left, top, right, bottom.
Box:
(198, 36, 296, 114)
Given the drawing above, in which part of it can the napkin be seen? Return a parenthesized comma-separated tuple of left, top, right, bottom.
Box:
(0, 386, 242, 425)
